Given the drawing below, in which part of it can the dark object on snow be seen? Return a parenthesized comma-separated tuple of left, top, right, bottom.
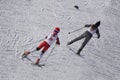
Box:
(74, 5, 79, 10)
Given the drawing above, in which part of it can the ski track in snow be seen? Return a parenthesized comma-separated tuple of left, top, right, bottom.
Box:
(0, 0, 120, 80)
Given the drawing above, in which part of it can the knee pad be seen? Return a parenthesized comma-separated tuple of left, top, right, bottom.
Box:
(36, 47, 40, 51)
(42, 50, 45, 53)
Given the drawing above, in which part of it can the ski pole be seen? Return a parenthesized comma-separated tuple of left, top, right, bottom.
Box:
(22, 39, 44, 47)
(44, 44, 56, 64)
(68, 27, 84, 34)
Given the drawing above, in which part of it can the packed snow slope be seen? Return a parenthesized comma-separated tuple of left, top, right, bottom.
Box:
(0, 0, 120, 80)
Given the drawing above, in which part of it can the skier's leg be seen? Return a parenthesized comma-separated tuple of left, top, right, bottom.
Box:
(67, 32, 86, 45)
(25, 48, 37, 55)
(21, 41, 45, 58)
(35, 51, 44, 65)
(36, 41, 47, 51)
(35, 42, 50, 65)
(77, 36, 92, 55)
(21, 49, 38, 59)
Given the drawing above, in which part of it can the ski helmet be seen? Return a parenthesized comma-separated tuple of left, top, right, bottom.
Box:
(54, 27, 60, 33)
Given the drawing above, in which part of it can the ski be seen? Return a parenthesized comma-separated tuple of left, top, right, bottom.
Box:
(21, 56, 45, 67)
(31, 63, 45, 67)
(20, 54, 33, 62)
(20, 52, 46, 68)
(67, 45, 84, 57)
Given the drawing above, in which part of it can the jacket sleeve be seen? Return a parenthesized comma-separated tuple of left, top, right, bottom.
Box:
(56, 37, 60, 45)
(96, 29, 100, 39)
(84, 24, 92, 27)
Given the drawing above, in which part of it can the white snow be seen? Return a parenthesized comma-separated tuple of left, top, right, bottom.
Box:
(0, 0, 120, 80)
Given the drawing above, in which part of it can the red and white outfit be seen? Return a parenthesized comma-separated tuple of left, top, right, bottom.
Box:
(22, 27, 60, 65)
(37, 33, 60, 53)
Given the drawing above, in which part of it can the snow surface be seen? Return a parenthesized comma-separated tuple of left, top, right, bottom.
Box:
(0, 0, 120, 80)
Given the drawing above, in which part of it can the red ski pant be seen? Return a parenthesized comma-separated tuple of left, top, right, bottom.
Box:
(37, 41, 50, 53)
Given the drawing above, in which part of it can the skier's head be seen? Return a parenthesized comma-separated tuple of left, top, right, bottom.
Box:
(92, 21, 101, 29)
(95, 21, 101, 27)
(53, 27, 60, 35)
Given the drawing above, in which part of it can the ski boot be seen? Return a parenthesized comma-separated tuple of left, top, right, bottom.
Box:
(35, 58, 40, 65)
(21, 51, 30, 59)
(76, 49, 82, 56)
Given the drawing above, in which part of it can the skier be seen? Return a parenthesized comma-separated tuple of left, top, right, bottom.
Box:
(67, 21, 101, 55)
(21, 27, 60, 65)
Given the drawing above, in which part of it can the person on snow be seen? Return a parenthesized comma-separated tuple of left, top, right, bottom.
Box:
(67, 21, 101, 55)
(21, 27, 60, 65)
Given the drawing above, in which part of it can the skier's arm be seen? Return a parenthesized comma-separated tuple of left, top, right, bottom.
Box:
(56, 37, 60, 45)
(96, 29, 100, 39)
(84, 24, 92, 27)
